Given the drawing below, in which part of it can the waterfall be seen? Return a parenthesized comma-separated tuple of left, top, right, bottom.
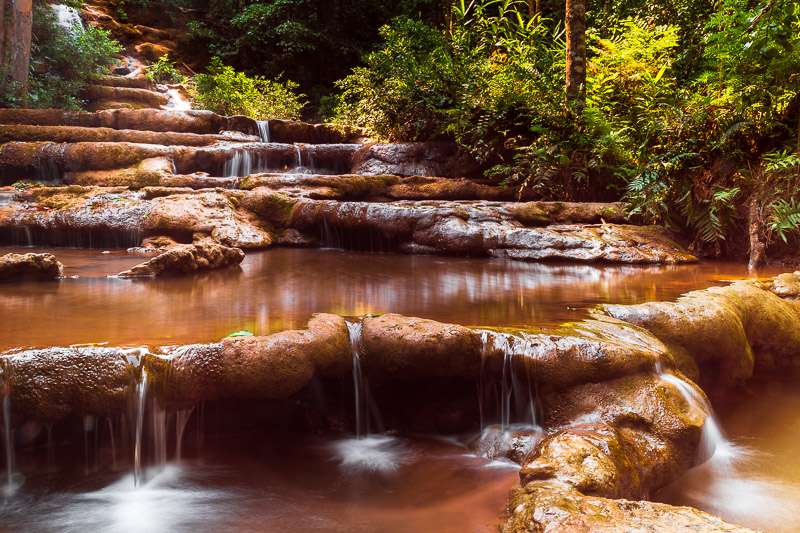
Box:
(3, 394, 13, 493)
(347, 320, 366, 438)
(294, 144, 303, 169)
(51, 5, 84, 34)
(107, 418, 117, 470)
(479, 330, 539, 431)
(256, 120, 270, 143)
(656, 364, 735, 463)
(164, 89, 191, 111)
(134, 371, 147, 487)
(175, 407, 194, 462)
(222, 148, 269, 177)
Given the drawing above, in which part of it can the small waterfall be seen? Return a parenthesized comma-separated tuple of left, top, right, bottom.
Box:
(107, 418, 117, 470)
(51, 5, 84, 34)
(3, 394, 13, 493)
(479, 331, 539, 431)
(656, 364, 734, 463)
(175, 407, 194, 462)
(83, 415, 95, 474)
(134, 371, 147, 487)
(347, 320, 366, 438)
(294, 144, 303, 169)
(164, 89, 191, 111)
(256, 120, 270, 143)
(223, 150, 253, 178)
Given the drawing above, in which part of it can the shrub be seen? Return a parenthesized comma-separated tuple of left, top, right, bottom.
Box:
(190, 57, 305, 120)
(14, 6, 122, 110)
(145, 55, 186, 84)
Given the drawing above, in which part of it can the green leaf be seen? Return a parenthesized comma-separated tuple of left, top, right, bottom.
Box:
(226, 330, 254, 337)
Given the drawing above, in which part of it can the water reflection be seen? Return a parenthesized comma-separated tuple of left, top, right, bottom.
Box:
(0, 246, 785, 350)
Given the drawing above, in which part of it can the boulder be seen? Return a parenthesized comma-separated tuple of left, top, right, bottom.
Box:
(116, 242, 244, 277)
(145, 313, 351, 408)
(352, 142, 480, 178)
(0, 252, 63, 281)
(360, 314, 483, 378)
(503, 481, 759, 533)
(0, 347, 137, 424)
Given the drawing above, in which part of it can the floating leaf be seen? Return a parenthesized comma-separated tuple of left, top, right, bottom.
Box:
(226, 330, 254, 337)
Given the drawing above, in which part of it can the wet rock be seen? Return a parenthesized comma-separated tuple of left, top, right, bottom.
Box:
(289, 200, 695, 264)
(92, 75, 154, 90)
(352, 142, 480, 178)
(65, 156, 174, 188)
(116, 242, 244, 277)
(83, 85, 169, 111)
(0, 252, 63, 281)
(146, 313, 351, 407)
(0, 108, 256, 136)
(267, 119, 365, 144)
(480, 317, 671, 390)
(0, 187, 272, 250)
(503, 480, 759, 533)
(0, 347, 136, 424)
(531, 373, 706, 498)
(0, 124, 233, 146)
(604, 279, 800, 390)
(360, 314, 483, 378)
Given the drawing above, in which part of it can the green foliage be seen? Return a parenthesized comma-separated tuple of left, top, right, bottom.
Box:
(190, 57, 306, 120)
(145, 55, 186, 84)
(9, 6, 123, 110)
(226, 330, 254, 337)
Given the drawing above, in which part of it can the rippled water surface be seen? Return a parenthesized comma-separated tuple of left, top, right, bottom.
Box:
(0, 246, 783, 350)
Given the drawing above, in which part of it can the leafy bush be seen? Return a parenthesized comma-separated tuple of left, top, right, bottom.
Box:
(190, 57, 306, 119)
(12, 6, 123, 110)
(145, 55, 186, 84)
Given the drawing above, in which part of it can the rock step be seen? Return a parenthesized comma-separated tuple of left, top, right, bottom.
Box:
(83, 85, 169, 111)
(0, 142, 361, 184)
(91, 75, 154, 90)
(0, 124, 256, 146)
(0, 108, 361, 144)
(0, 185, 688, 262)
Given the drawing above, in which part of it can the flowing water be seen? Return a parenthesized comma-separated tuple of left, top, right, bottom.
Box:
(657, 380, 800, 533)
(51, 5, 84, 34)
(0, 245, 796, 531)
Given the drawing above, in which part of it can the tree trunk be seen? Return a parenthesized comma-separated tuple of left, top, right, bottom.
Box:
(748, 196, 766, 273)
(0, 0, 7, 86)
(565, 0, 586, 114)
(6, 0, 32, 101)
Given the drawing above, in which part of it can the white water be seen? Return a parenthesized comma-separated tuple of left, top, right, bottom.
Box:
(346, 320, 366, 438)
(51, 5, 84, 34)
(256, 120, 270, 143)
(134, 372, 147, 487)
(163, 89, 191, 111)
(331, 435, 410, 474)
(656, 364, 735, 463)
(294, 144, 303, 168)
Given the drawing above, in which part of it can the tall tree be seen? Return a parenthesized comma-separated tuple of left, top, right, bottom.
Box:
(565, 0, 586, 113)
(1, 0, 33, 101)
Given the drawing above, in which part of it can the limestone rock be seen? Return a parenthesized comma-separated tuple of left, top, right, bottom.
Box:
(360, 314, 483, 378)
(503, 481, 760, 533)
(116, 243, 244, 277)
(0, 253, 63, 281)
(0, 347, 137, 423)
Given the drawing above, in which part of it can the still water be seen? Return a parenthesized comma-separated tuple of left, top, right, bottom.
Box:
(0, 246, 782, 350)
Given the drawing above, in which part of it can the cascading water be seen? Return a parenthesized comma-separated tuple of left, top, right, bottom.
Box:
(134, 371, 147, 487)
(346, 320, 366, 438)
(294, 144, 303, 169)
(51, 5, 84, 34)
(256, 120, 270, 143)
(3, 393, 13, 494)
(174, 408, 194, 462)
(655, 363, 734, 463)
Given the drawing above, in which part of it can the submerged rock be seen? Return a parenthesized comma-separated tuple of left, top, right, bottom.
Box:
(116, 242, 244, 277)
(0, 252, 63, 281)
